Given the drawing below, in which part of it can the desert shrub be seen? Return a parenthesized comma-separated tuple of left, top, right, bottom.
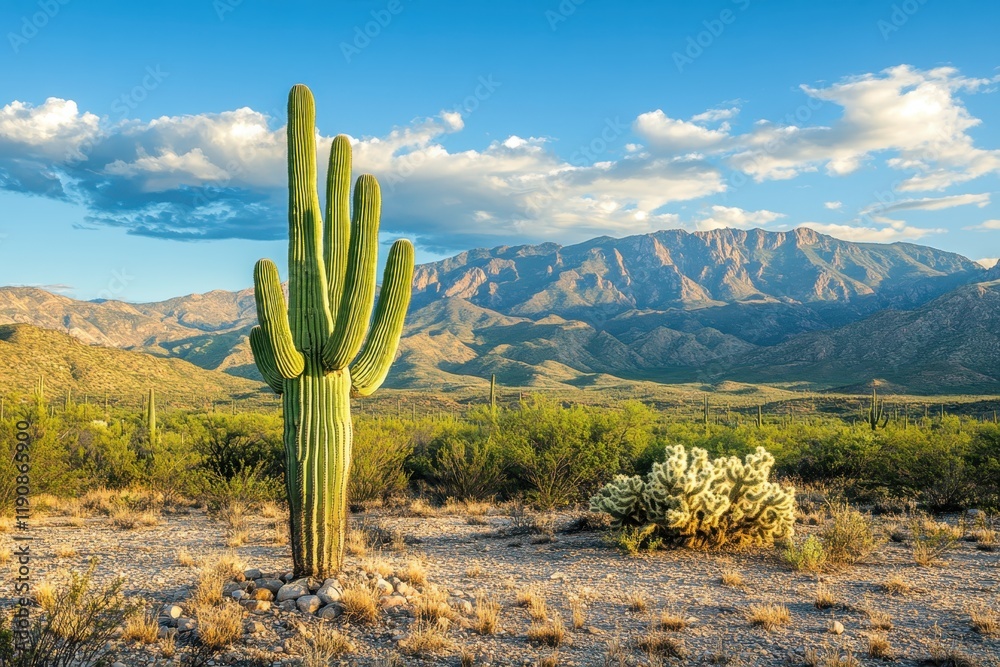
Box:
(782, 535, 827, 571)
(591, 445, 795, 549)
(426, 432, 506, 501)
(349, 417, 412, 504)
(0, 559, 136, 666)
(819, 503, 882, 566)
(499, 399, 652, 509)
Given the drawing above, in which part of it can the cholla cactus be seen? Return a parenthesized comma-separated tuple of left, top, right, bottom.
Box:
(589, 445, 795, 549)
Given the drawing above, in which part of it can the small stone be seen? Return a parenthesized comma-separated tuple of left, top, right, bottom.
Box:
(279, 600, 297, 612)
(157, 625, 172, 639)
(281, 571, 295, 582)
(245, 620, 266, 634)
(828, 621, 845, 635)
(380, 595, 407, 609)
(249, 588, 272, 601)
(232, 590, 246, 600)
(163, 604, 183, 619)
(586, 626, 604, 635)
(549, 571, 567, 581)
(276, 581, 311, 602)
(113, 663, 127, 667)
(395, 582, 411, 597)
(176, 617, 196, 632)
(244, 600, 272, 613)
(244, 568, 262, 580)
(375, 579, 394, 595)
(317, 603, 344, 620)
(258, 579, 284, 594)
(296, 595, 321, 614)
(317, 580, 343, 605)
(448, 597, 473, 615)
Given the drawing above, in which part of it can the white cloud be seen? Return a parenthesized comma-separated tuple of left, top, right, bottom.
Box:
(799, 221, 944, 243)
(695, 206, 784, 231)
(964, 219, 1000, 231)
(633, 110, 730, 153)
(861, 192, 990, 217)
(824, 201, 843, 210)
(0, 64, 996, 250)
(727, 66, 1000, 189)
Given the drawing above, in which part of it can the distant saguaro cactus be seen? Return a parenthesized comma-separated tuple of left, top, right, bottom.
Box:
(489, 373, 497, 412)
(250, 84, 415, 578)
(866, 385, 888, 431)
(145, 388, 156, 446)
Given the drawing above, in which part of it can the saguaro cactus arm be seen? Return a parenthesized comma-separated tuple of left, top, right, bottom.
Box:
(323, 174, 382, 370)
(249, 325, 285, 394)
(253, 259, 305, 379)
(349, 239, 415, 395)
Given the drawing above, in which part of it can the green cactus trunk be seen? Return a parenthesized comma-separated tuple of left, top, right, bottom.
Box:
(283, 366, 352, 577)
(146, 388, 156, 446)
(251, 85, 414, 579)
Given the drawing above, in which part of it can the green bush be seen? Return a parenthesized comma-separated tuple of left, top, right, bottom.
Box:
(782, 535, 827, 571)
(349, 417, 413, 504)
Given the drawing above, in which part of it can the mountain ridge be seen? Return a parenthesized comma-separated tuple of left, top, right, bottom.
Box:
(0, 227, 993, 393)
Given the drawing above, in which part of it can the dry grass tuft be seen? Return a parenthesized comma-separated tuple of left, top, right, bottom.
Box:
(473, 593, 501, 635)
(259, 501, 281, 519)
(516, 588, 548, 621)
(401, 618, 454, 655)
(54, 546, 78, 558)
(362, 557, 394, 579)
(625, 590, 649, 613)
(720, 569, 745, 587)
(804, 646, 861, 667)
(121, 608, 159, 644)
(401, 560, 428, 587)
(464, 564, 483, 578)
(536, 654, 559, 667)
(527, 613, 565, 647)
(195, 601, 243, 649)
(415, 585, 457, 625)
(341, 581, 381, 625)
(747, 603, 791, 631)
(0, 549, 10, 566)
(408, 498, 438, 517)
(820, 503, 881, 567)
(970, 606, 999, 636)
(658, 609, 688, 631)
(176, 548, 196, 567)
(570, 598, 586, 630)
(882, 573, 912, 595)
(0, 516, 14, 533)
(271, 520, 288, 546)
(297, 625, 354, 664)
(814, 584, 838, 610)
(867, 632, 893, 659)
(637, 630, 687, 659)
(863, 606, 893, 631)
(346, 528, 368, 556)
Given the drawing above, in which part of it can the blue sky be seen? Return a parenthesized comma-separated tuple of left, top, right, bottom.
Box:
(1, 0, 998, 301)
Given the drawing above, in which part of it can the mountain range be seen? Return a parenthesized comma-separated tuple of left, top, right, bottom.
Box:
(1, 227, 998, 395)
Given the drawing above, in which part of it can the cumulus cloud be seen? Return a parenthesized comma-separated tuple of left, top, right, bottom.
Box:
(824, 201, 842, 210)
(694, 205, 784, 231)
(799, 221, 944, 243)
(726, 66, 1000, 188)
(964, 219, 1000, 231)
(0, 64, 996, 250)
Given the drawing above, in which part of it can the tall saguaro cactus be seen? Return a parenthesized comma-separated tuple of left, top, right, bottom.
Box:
(145, 388, 157, 446)
(251, 84, 415, 578)
(866, 384, 888, 431)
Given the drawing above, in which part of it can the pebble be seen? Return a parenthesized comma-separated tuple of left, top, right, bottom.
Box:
(276, 581, 310, 602)
(829, 621, 845, 635)
(318, 603, 344, 619)
(176, 617, 196, 632)
(163, 604, 183, 619)
(317, 580, 343, 604)
(296, 594, 322, 614)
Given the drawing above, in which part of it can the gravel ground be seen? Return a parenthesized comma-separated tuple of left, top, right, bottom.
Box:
(2, 503, 998, 666)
